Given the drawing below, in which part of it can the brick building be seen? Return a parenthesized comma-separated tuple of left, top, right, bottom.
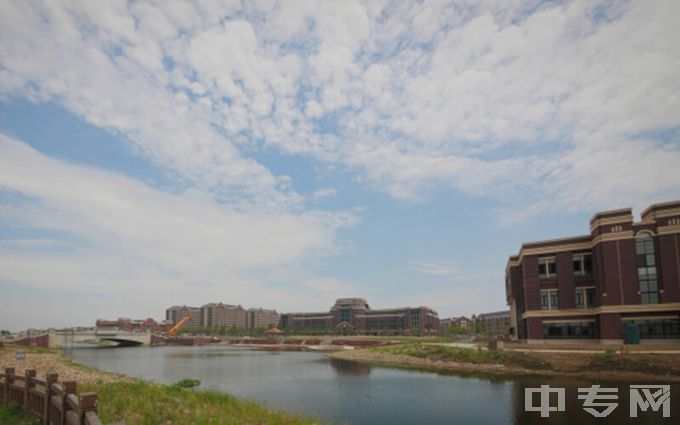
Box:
(165, 305, 201, 329)
(96, 318, 160, 332)
(246, 308, 279, 329)
(200, 303, 246, 328)
(281, 298, 439, 334)
(439, 316, 472, 330)
(506, 200, 680, 343)
(473, 311, 511, 336)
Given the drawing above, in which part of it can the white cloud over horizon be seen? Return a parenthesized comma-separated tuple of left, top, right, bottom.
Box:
(0, 134, 361, 329)
(1, 0, 680, 329)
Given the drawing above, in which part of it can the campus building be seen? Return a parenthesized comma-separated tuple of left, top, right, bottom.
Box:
(95, 318, 162, 332)
(473, 311, 511, 336)
(439, 316, 473, 331)
(281, 298, 439, 334)
(165, 305, 201, 329)
(200, 303, 247, 328)
(506, 200, 680, 343)
(246, 308, 280, 329)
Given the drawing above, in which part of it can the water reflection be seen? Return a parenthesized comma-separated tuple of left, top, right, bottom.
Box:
(329, 358, 371, 375)
(64, 346, 677, 425)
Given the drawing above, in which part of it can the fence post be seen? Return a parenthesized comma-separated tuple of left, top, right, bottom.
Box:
(44, 373, 58, 425)
(79, 393, 98, 424)
(24, 369, 36, 410)
(4, 368, 15, 406)
(62, 380, 77, 425)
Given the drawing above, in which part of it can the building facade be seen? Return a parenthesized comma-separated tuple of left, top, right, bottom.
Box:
(166, 305, 201, 329)
(246, 308, 279, 329)
(96, 318, 160, 332)
(281, 298, 439, 334)
(506, 200, 680, 343)
(200, 303, 246, 328)
(439, 316, 472, 331)
(473, 311, 511, 336)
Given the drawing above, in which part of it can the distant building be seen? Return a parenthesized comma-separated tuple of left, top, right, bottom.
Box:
(166, 305, 201, 329)
(281, 298, 439, 334)
(201, 303, 246, 328)
(473, 311, 511, 336)
(246, 308, 279, 329)
(506, 200, 680, 343)
(96, 317, 159, 332)
(440, 316, 472, 330)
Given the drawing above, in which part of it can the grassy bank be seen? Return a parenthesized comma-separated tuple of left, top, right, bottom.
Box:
(329, 343, 680, 382)
(79, 380, 319, 425)
(1, 344, 320, 425)
(0, 403, 41, 425)
(373, 344, 551, 369)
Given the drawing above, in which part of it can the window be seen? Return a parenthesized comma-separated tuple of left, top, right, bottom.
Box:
(575, 287, 597, 308)
(622, 319, 680, 339)
(543, 322, 596, 339)
(540, 289, 559, 310)
(339, 308, 352, 324)
(573, 253, 593, 275)
(538, 257, 556, 279)
(410, 310, 421, 327)
(635, 233, 660, 304)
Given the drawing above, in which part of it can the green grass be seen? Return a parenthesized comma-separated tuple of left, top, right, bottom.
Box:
(372, 344, 551, 370)
(79, 379, 321, 425)
(588, 351, 678, 375)
(0, 403, 41, 425)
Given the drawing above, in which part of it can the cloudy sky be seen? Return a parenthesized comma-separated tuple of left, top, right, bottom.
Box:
(1, 0, 679, 331)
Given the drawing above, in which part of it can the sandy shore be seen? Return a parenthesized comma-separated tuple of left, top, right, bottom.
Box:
(328, 348, 680, 383)
(0, 345, 129, 385)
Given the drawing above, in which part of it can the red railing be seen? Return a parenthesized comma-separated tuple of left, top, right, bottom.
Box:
(0, 367, 120, 425)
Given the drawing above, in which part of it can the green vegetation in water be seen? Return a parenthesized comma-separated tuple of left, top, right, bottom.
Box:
(171, 378, 201, 389)
(372, 344, 551, 370)
(0, 403, 41, 425)
(80, 380, 320, 425)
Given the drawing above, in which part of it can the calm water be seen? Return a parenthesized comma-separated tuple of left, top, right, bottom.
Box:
(64, 345, 678, 424)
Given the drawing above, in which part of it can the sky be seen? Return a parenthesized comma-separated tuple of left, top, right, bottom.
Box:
(1, 0, 679, 331)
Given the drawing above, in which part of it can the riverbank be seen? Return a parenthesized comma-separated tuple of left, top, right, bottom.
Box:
(327, 343, 680, 382)
(0, 345, 319, 425)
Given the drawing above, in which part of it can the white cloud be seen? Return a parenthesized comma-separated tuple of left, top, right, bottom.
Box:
(311, 188, 337, 201)
(409, 261, 458, 276)
(1, 0, 680, 328)
(0, 134, 356, 300)
(2, 0, 678, 220)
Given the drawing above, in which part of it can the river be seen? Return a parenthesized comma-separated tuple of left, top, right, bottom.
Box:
(63, 345, 678, 424)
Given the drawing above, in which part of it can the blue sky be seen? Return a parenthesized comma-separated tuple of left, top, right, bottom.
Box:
(1, 0, 679, 331)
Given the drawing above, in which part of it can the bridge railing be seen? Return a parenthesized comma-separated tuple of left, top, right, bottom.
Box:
(1, 367, 121, 425)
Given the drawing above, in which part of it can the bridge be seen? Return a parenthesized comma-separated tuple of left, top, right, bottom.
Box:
(48, 328, 152, 348)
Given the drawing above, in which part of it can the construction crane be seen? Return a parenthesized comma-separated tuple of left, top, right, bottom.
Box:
(165, 316, 190, 337)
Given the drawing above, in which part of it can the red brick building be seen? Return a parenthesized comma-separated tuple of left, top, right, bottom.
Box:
(506, 200, 680, 343)
(281, 298, 439, 335)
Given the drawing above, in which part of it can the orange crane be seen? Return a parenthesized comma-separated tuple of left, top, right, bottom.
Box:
(165, 316, 190, 337)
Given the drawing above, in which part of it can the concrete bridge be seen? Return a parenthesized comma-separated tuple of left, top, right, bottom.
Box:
(48, 328, 152, 348)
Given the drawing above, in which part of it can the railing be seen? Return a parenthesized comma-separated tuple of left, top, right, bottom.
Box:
(0, 367, 117, 425)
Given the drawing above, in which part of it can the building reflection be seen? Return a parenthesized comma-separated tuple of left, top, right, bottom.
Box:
(329, 358, 371, 375)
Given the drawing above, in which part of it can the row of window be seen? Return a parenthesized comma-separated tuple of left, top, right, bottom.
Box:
(540, 288, 596, 310)
(538, 254, 593, 279)
(536, 233, 661, 305)
(543, 321, 596, 339)
(622, 319, 680, 339)
(542, 319, 680, 340)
